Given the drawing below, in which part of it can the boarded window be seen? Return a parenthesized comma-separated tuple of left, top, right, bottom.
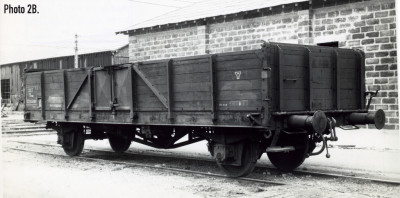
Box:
(1, 79, 11, 100)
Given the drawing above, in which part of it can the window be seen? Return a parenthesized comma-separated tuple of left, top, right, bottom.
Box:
(317, 41, 339, 48)
(1, 79, 11, 100)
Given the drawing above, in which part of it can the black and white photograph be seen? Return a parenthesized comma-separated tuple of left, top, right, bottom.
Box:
(1, 0, 399, 197)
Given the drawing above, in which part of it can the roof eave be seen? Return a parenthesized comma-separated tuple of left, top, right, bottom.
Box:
(117, 0, 309, 35)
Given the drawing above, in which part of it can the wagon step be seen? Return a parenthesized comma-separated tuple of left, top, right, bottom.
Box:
(265, 146, 295, 153)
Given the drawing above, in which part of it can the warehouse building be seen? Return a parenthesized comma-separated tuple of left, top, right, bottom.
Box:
(118, 0, 398, 129)
(0, 44, 129, 110)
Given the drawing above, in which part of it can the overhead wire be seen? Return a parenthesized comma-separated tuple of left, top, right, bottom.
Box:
(126, 0, 182, 8)
(163, 0, 200, 3)
(124, 0, 202, 30)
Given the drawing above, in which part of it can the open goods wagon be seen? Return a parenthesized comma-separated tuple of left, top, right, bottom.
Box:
(24, 42, 385, 177)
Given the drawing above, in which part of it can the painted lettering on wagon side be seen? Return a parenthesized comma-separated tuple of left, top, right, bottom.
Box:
(219, 100, 250, 107)
(48, 96, 63, 108)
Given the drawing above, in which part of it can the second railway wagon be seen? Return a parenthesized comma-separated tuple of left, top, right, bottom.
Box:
(24, 42, 385, 177)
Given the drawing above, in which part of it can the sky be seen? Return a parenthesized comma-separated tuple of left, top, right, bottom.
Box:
(0, 0, 203, 64)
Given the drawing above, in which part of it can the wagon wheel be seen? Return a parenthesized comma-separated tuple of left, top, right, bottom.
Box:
(108, 134, 131, 153)
(217, 141, 258, 177)
(62, 129, 85, 157)
(267, 134, 309, 172)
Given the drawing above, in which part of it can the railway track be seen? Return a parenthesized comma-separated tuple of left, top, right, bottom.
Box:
(2, 131, 54, 137)
(5, 140, 400, 186)
(4, 143, 286, 186)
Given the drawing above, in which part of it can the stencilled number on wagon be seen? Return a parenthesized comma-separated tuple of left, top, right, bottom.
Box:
(229, 100, 249, 106)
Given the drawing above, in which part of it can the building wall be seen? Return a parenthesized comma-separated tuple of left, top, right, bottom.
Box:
(113, 45, 130, 64)
(129, 26, 202, 62)
(129, 0, 398, 129)
(0, 64, 22, 106)
(312, 1, 397, 129)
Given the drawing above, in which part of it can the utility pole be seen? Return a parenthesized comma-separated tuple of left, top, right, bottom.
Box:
(74, 34, 79, 68)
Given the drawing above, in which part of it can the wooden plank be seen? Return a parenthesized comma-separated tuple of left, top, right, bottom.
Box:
(167, 59, 173, 121)
(306, 47, 312, 111)
(217, 106, 261, 111)
(357, 51, 365, 109)
(312, 99, 334, 110)
(137, 100, 166, 108)
(173, 58, 209, 66)
(45, 83, 64, 90)
(173, 62, 210, 75)
(334, 50, 340, 109)
(216, 58, 261, 71)
(174, 72, 210, 84)
(282, 89, 305, 100)
(339, 58, 357, 69)
(281, 54, 305, 67)
(218, 90, 261, 101)
(218, 99, 262, 107)
(340, 79, 356, 89)
(128, 65, 135, 120)
(215, 53, 258, 62)
(114, 68, 131, 108)
(40, 72, 45, 119)
(136, 84, 168, 94)
(139, 66, 167, 77)
(340, 68, 357, 78)
(174, 101, 212, 109)
(88, 69, 94, 120)
(313, 89, 334, 99)
(173, 91, 211, 101)
(67, 74, 88, 109)
(216, 69, 261, 81)
(282, 100, 305, 111)
(209, 55, 216, 121)
(137, 94, 166, 102)
(277, 45, 283, 111)
(26, 77, 41, 84)
(175, 82, 211, 92)
(136, 77, 166, 86)
(282, 66, 305, 77)
(132, 64, 168, 108)
(65, 71, 87, 82)
(140, 62, 167, 69)
(110, 68, 116, 109)
(136, 107, 166, 111)
(63, 70, 68, 119)
(218, 80, 261, 91)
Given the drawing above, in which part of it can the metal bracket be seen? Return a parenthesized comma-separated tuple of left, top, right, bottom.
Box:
(365, 90, 379, 110)
(338, 125, 360, 130)
(246, 113, 261, 126)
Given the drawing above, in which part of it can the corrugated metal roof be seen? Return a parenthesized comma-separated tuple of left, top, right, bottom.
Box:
(122, 0, 307, 32)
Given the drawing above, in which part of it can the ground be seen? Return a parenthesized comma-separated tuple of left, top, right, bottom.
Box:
(2, 130, 400, 198)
